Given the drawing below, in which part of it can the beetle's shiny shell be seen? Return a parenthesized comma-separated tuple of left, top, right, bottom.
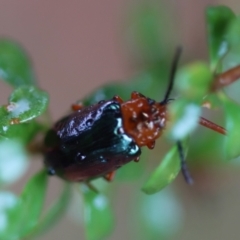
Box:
(44, 100, 141, 181)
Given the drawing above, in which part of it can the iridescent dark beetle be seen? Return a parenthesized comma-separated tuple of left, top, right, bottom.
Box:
(44, 48, 226, 184)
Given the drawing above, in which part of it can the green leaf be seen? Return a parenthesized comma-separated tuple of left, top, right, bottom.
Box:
(0, 195, 21, 240)
(221, 16, 240, 70)
(0, 139, 28, 185)
(0, 191, 19, 237)
(83, 188, 114, 240)
(175, 62, 212, 100)
(0, 39, 36, 87)
(226, 16, 240, 53)
(26, 183, 71, 239)
(0, 171, 47, 239)
(142, 146, 181, 194)
(206, 5, 235, 70)
(218, 92, 240, 159)
(0, 86, 49, 132)
(18, 170, 48, 237)
(0, 121, 43, 144)
(167, 99, 201, 141)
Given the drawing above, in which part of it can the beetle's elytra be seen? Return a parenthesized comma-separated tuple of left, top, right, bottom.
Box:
(44, 47, 226, 184)
(44, 100, 141, 181)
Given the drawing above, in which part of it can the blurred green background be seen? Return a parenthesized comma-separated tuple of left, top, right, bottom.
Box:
(1, 0, 240, 240)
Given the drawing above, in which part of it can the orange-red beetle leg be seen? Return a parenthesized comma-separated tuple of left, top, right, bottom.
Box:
(104, 171, 116, 181)
(134, 156, 140, 162)
(113, 95, 124, 103)
(71, 102, 83, 111)
(147, 141, 155, 150)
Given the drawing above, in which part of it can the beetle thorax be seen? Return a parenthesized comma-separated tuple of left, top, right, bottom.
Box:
(120, 97, 167, 149)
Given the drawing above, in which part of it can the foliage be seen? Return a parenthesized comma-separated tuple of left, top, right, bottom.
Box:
(0, 4, 240, 240)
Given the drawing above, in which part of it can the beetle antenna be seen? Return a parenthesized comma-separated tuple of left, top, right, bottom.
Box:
(176, 141, 193, 185)
(161, 46, 182, 105)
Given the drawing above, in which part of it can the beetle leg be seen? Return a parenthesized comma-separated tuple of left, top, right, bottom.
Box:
(71, 102, 83, 111)
(85, 182, 99, 193)
(104, 171, 115, 181)
(134, 156, 140, 162)
(146, 141, 155, 149)
(113, 95, 124, 103)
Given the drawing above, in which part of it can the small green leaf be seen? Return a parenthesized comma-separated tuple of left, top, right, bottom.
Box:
(8, 86, 49, 121)
(0, 121, 43, 144)
(0, 191, 19, 237)
(0, 196, 21, 240)
(0, 171, 47, 239)
(18, 170, 48, 237)
(206, 5, 235, 70)
(220, 16, 240, 71)
(142, 146, 180, 194)
(0, 39, 36, 87)
(0, 86, 48, 132)
(218, 92, 240, 159)
(26, 183, 71, 239)
(83, 188, 114, 240)
(167, 99, 201, 141)
(175, 62, 212, 100)
(226, 16, 240, 53)
(0, 139, 29, 185)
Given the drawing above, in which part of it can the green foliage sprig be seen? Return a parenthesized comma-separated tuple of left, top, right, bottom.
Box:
(0, 4, 240, 240)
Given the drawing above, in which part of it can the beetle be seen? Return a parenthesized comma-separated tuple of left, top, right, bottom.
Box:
(44, 47, 226, 184)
